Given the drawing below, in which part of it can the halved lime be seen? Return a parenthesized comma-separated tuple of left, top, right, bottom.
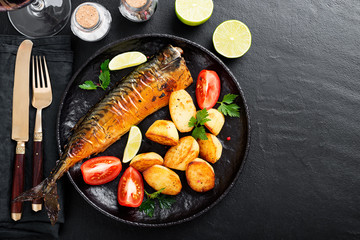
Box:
(213, 20, 252, 58)
(108, 51, 147, 71)
(123, 126, 142, 163)
(175, 0, 214, 26)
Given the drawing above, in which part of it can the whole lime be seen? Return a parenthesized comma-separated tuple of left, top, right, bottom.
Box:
(213, 20, 252, 58)
(175, 0, 214, 26)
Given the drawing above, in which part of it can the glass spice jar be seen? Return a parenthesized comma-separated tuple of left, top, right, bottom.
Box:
(71, 2, 112, 42)
(119, 0, 158, 22)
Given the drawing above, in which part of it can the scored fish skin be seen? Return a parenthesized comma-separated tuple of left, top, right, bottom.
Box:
(65, 45, 192, 169)
(13, 45, 193, 225)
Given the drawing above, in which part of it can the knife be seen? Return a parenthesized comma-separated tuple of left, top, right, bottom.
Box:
(11, 39, 33, 221)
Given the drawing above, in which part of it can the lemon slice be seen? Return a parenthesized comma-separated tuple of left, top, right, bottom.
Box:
(212, 20, 252, 58)
(123, 126, 142, 163)
(108, 51, 147, 71)
(175, 0, 214, 26)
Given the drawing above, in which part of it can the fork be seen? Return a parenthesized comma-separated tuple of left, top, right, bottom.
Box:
(31, 56, 52, 212)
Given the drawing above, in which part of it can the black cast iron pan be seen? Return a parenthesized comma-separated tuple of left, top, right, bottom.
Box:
(56, 34, 251, 227)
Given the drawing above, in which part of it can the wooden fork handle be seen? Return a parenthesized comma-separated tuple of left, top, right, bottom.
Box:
(11, 142, 25, 221)
(32, 140, 43, 209)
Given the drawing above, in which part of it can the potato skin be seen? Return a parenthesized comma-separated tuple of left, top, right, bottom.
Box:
(143, 165, 182, 195)
(169, 90, 196, 133)
(129, 152, 164, 172)
(197, 133, 222, 164)
(164, 136, 199, 171)
(204, 109, 225, 136)
(145, 120, 179, 146)
(186, 158, 215, 192)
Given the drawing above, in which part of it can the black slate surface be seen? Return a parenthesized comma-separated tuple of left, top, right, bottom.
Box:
(1, 0, 360, 239)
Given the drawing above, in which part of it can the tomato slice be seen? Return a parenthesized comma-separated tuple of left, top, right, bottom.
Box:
(195, 70, 221, 109)
(81, 156, 122, 185)
(117, 166, 144, 207)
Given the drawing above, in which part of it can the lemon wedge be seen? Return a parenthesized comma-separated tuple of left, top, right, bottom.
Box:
(123, 126, 142, 163)
(109, 51, 147, 71)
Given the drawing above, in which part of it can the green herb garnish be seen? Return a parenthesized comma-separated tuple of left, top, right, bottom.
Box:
(188, 108, 211, 140)
(79, 59, 111, 90)
(78, 80, 98, 90)
(139, 188, 175, 217)
(217, 94, 240, 117)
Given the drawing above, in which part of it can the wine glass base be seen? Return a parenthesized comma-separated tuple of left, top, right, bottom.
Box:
(8, 0, 71, 38)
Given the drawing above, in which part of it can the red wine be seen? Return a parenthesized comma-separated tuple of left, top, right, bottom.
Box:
(0, 0, 33, 11)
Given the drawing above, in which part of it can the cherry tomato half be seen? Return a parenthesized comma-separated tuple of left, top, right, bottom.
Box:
(81, 156, 122, 185)
(117, 166, 144, 207)
(195, 70, 221, 109)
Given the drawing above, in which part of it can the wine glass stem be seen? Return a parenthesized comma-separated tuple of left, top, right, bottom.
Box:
(30, 0, 45, 12)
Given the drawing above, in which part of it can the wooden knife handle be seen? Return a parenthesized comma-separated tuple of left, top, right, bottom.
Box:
(32, 141, 43, 206)
(11, 142, 25, 220)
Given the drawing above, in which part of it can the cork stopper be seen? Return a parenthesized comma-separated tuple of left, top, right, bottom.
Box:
(125, 0, 147, 8)
(75, 4, 99, 29)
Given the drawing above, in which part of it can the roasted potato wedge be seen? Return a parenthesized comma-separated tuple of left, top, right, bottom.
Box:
(164, 136, 199, 171)
(186, 158, 215, 192)
(143, 165, 182, 195)
(145, 120, 179, 146)
(197, 133, 222, 164)
(204, 108, 225, 136)
(129, 152, 164, 172)
(169, 90, 196, 133)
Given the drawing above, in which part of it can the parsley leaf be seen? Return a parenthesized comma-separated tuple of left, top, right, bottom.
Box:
(192, 125, 207, 140)
(217, 94, 241, 117)
(99, 70, 110, 90)
(145, 188, 164, 199)
(139, 198, 155, 217)
(188, 116, 197, 128)
(79, 59, 111, 91)
(158, 195, 176, 209)
(100, 59, 110, 72)
(222, 94, 238, 104)
(197, 109, 211, 125)
(79, 80, 98, 90)
(188, 108, 210, 140)
(139, 188, 175, 217)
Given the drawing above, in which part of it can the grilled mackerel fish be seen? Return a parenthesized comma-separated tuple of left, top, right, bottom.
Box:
(14, 45, 193, 225)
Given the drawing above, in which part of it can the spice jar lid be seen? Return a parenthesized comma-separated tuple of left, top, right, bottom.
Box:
(75, 4, 100, 29)
(71, 2, 112, 42)
(125, 0, 147, 9)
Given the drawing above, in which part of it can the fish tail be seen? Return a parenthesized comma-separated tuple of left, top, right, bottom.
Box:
(13, 178, 60, 225)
